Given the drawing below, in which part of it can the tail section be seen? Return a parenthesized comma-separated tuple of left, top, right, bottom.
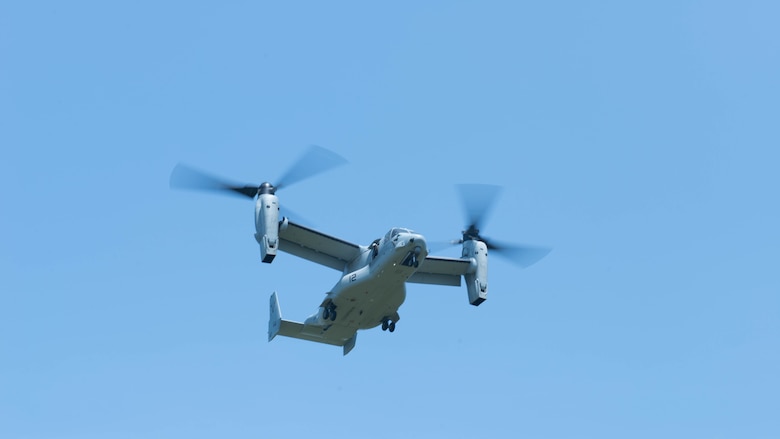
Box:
(342, 333, 357, 356)
(268, 292, 283, 341)
(268, 292, 358, 355)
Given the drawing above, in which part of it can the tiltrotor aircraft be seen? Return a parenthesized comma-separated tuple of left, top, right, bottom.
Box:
(170, 146, 550, 355)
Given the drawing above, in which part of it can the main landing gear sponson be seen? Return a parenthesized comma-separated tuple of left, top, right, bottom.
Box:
(381, 318, 396, 333)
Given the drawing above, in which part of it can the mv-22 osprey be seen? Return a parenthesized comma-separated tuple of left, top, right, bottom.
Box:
(171, 146, 550, 355)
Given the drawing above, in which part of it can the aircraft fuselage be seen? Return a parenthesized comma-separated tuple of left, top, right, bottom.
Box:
(303, 228, 428, 334)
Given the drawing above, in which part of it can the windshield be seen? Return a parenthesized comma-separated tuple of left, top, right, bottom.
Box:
(387, 228, 414, 240)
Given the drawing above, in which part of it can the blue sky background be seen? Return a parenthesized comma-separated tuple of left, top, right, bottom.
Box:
(2, 1, 779, 438)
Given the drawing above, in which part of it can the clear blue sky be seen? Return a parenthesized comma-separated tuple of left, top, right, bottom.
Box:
(2, 1, 778, 438)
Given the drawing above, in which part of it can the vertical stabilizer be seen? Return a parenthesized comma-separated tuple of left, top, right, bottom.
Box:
(269, 292, 282, 341)
(343, 333, 357, 356)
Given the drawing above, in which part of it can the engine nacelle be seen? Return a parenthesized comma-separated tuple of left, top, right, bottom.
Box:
(254, 193, 280, 263)
(462, 239, 488, 306)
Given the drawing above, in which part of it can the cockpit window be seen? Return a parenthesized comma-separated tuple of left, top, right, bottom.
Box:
(390, 227, 412, 238)
(388, 228, 414, 240)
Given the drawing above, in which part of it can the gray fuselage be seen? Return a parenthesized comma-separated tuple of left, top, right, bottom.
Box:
(303, 228, 428, 335)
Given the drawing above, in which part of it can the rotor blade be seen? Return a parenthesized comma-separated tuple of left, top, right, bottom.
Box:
(275, 145, 348, 190)
(485, 239, 552, 268)
(169, 163, 257, 198)
(457, 184, 502, 229)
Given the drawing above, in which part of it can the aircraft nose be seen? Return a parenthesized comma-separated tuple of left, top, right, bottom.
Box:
(408, 234, 427, 252)
(398, 233, 428, 268)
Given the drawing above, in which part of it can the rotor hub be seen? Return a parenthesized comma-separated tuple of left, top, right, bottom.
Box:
(462, 225, 481, 242)
(258, 182, 276, 195)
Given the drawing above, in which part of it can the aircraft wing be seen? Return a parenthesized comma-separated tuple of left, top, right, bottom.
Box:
(278, 219, 363, 271)
(407, 255, 473, 287)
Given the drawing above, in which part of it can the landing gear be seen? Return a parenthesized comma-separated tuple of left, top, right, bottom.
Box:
(381, 318, 396, 333)
(322, 303, 337, 321)
(401, 245, 422, 268)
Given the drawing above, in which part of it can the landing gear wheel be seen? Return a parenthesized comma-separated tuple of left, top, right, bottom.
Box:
(324, 304, 337, 321)
(381, 318, 396, 332)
